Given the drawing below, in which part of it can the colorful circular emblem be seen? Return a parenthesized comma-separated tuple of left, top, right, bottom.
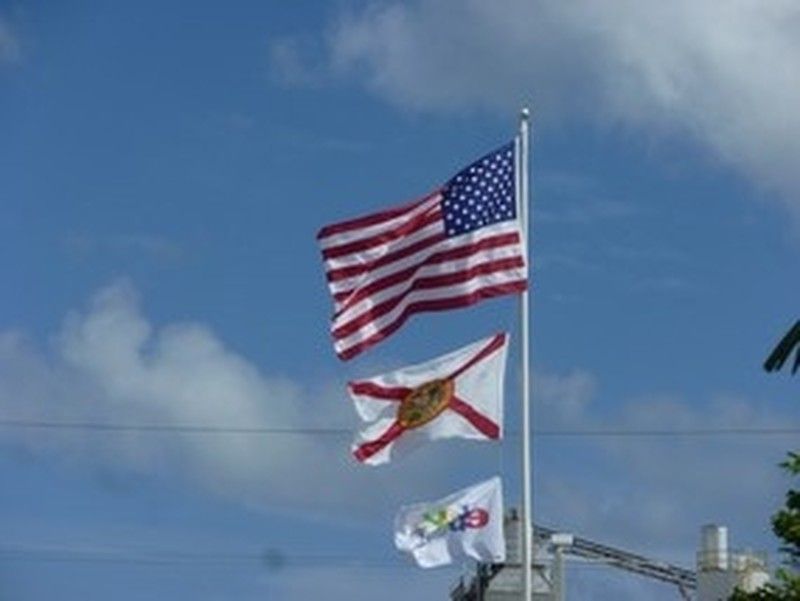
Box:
(398, 378, 454, 429)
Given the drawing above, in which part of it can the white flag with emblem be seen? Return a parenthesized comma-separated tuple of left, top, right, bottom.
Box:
(348, 333, 507, 465)
(394, 477, 506, 568)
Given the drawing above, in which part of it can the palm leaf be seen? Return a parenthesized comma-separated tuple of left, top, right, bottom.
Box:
(764, 321, 800, 374)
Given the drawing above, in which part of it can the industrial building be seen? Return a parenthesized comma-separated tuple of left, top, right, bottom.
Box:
(450, 510, 769, 600)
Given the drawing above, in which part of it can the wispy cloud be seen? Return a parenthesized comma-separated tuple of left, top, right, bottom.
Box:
(632, 274, 690, 292)
(537, 198, 638, 225)
(0, 16, 20, 64)
(535, 368, 794, 562)
(267, 36, 326, 88)
(0, 284, 791, 596)
(535, 368, 597, 422)
(537, 245, 693, 296)
(0, 281, 489, 518)
(63, 233, 184, 264)
(227, 112, 256, 132)
(603, 243, 688, 264)
(110, 234, 183, 261)
(312, 1, 800, 218)
(537, 171, 640, 225)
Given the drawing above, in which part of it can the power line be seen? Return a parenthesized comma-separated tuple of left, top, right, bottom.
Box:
(0, 419, 349, 435)
(0, 545, 422, 569)
(0, 548, 685, 570)
(0, 418, 797, 438)
(533, 427, 800, 437)
(0, 543, 696, 573)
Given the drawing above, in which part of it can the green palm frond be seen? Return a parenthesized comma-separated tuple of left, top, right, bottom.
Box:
(764, 321, 800, 375)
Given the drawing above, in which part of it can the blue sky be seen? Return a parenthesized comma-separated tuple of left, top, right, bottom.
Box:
(1, 1, 799, 599)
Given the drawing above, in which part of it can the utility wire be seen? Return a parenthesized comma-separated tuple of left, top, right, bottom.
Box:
(0, 419, 797, 437)
(0, 546, 421, 569)
(0, 545, 690, 571)
(0, 419, 348, 435)
(532, 427, 800, 437)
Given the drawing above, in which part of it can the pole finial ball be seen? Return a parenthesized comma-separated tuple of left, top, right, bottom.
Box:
(520, 107, 530, 119)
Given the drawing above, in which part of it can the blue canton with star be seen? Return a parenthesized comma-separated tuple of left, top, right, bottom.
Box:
(441, 142, 516, 237)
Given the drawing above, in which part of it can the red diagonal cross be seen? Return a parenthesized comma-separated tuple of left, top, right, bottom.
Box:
(350, 333, 505, 463)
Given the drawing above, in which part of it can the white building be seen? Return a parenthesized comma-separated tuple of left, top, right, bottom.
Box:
(696, 524, 770, 600)
(450, 512, 770, 600)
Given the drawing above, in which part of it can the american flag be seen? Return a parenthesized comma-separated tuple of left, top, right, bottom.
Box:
(317, 142, 527, 360)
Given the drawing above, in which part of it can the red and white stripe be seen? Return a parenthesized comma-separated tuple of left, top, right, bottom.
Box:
(318, 192, 526, 360)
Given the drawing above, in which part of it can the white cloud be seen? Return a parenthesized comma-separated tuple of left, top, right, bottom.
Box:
(1, 284, 794, 593)
(322, 0, 800, 215)
(63, 233, 183, 263)
(0, 17, 20, 64)
(0, 281, 476, 517)
(2, 281, 306, 504)
(536, 368, 597, 422)
(534, 375, 794, 563)
(528, 369, 791, 569)
(268, 36, 325, 87)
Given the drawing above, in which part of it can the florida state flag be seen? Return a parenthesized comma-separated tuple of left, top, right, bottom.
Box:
(348, 333, 507, 465)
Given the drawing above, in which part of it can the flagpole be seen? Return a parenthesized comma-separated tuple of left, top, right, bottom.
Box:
(517, 107, 533, 600)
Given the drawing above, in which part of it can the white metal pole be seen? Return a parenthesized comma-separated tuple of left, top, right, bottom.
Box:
(518, 107, 533, 600)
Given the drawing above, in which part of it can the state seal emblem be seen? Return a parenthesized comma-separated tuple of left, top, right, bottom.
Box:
(398, 379, 454, 429)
